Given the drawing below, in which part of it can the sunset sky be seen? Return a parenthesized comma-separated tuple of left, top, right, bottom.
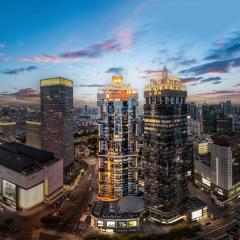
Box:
(1, 0, 240, 105)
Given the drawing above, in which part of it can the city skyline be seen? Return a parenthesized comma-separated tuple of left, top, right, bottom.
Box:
(1, 0, 240, 106)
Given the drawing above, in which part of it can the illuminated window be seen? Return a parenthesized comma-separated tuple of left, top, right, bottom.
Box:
(97, 220, 104, 227)
(128, 220, 138, 227)
(107, 221, 115, 227)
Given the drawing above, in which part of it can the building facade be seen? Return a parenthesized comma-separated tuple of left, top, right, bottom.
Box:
(26, 120, 41, 149)
(97, 76, 138, 201)
(0, 140, 63, 210)
(40, 77, 74, 168)
(143, 67, 188, 224)
(194, 134, 240, 206)
(0, 122, 16, 142)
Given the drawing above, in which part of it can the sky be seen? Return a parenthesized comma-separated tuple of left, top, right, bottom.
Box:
(1, 0, 240, 106)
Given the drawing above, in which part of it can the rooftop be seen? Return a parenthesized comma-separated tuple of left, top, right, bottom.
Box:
(187, 197, 207, 211)
(211, 133, 240, 146)
(40, 77, 73, 88)
(0, 140, 57, 175)
(92, 196, 144, 219)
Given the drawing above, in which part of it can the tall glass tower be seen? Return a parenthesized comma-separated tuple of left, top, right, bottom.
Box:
(143, 67, 188, 224)
(97, 76, 138, 201)
(40, 77, 74, 168)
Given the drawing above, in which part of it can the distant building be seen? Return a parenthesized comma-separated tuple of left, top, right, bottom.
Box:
(40, 77, 74, 168)
(0, 121, 16, 142)
(91, 196, 144, 233)
(26, 120, 41, 149)
(143, 67, 188, 224)
(97, 76, 138, 201)
(202, 104, 217, 134)
(216, 113, 233, 133)
(220, 100, 232, 116)
(194, 133, 240, 206)
(0, 140, 63, 210)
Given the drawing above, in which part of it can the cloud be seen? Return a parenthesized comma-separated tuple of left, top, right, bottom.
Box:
(0, 88, 39, 101)
(106, 67, 124, 74)
(0, 43, 5, 48)
(1, 66, 37, 75)
(17, 29, 143, 63)
(188, 90, 240, 103)
(0, 53, 11, 62)
(75, 84, 104, 88)
(180, 77, 202, 84)
(200, 76, 221, 83)
(180, 59, 234, 75)
(144, 69, 162, 74)
(205, 30, 240, 61)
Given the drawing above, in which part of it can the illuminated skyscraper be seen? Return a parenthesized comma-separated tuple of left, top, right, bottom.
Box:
(40, 77, 74, 168)
(97, 76, 138, 201)
(143, 67, 188, 223)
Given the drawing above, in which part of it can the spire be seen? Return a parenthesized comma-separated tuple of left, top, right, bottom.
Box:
(162, 65, 169, 79)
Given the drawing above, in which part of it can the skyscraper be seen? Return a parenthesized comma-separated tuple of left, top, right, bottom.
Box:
(26, 120, 41, 149)
(97, 75, 138, 201)
(40, 77, 74, 168)
(143, 67, 188, 224)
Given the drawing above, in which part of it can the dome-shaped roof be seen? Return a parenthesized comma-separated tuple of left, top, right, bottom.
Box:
(118, 196, 144, 213)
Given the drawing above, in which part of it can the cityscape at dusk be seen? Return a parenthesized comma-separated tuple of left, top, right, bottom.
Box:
(1, 1, 240, 240)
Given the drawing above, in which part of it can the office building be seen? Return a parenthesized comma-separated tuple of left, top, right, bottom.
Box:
(26, 120, 41, 149)
(0, 140, 63, 210)
(40, 77, 74, 168)
(194, 134, 240, 206)
(0, 121, 16, 142)
(143, 66, 188, 223)
(97, 75, 138, 201)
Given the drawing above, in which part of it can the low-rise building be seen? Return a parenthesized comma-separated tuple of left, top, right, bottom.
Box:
(0, 140, 63, 210)
(91, 196, 144, 233)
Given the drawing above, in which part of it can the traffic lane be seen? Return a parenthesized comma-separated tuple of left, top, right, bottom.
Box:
(55, 166, 96, 233)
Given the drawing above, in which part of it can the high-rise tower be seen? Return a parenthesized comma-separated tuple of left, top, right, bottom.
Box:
(143, 67, 188, 223)
(40, 77, 74, 168)
(97, 75, 138, 201)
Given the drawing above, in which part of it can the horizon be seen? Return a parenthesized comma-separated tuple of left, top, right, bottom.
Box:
(1, 0, 240, 106)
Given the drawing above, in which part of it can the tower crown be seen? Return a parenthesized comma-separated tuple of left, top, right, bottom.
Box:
(112, 75, 123, 84)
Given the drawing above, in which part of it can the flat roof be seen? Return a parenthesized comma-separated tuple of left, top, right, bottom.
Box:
(211, 133, 240, 146)
(187, 197, 207, 211)
(0, 140, 57, 175)
(92, 197, 144, 219)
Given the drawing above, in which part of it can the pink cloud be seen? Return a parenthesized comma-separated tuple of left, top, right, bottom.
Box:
(17, 31, 136, 64)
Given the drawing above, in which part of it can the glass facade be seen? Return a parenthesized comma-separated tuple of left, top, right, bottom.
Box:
(41, 77, 74, 168)
(97, 76, 138, 200)
(143, 67, 188, 223)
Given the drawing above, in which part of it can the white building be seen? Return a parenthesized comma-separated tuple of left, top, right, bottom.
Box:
(0, 140, 63, 210)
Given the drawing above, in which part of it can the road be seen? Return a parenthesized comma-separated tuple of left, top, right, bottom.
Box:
(55, 164, 96, 235)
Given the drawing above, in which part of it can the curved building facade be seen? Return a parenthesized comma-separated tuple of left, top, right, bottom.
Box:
(97, 76, 138, 201)
(143, 67, 188, 224)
